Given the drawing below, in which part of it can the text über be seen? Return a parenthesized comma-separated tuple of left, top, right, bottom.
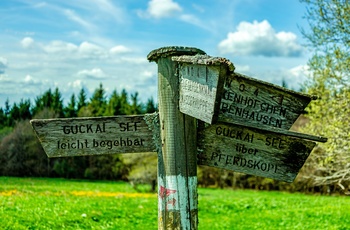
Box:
(207, 125, 281, 174)
(197, 122, 315, 182)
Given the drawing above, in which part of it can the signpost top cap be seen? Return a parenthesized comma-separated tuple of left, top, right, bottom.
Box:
(172, 54, 235, 73)
(147, 46, 206, 62)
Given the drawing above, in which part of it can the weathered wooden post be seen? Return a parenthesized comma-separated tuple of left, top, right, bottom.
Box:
(147, 47, 205, 230)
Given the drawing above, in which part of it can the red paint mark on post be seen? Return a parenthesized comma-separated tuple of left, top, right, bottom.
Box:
(159, 186, 177, 199)
(166, 198, 177, 210)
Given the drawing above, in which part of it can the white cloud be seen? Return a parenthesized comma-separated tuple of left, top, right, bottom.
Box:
(257, 65, 309, 90)
(287, 65, 310, 86)
(261, 65, 310, 90)
(22, 74, 42, 86)
(139, 0, 182, 19)
(63, 9, 95, 31)
(116, 57, 148, 64)
(218, 20, 303, 57)
(179, 14, 208, 30)
(38, 40, 108, 59)
(93, 0, 126, 23)
(24, 75, 34, 83)
(44, 40, 78, 53)
(235, 65, 250, 73)
(77, 68, 107, 79)
(68, 79, 84, 89)
(141, 70, 154, 78)
(110, 45, 132, 55)
(21, 37, 34, 49)
(78, 42, 107, 59)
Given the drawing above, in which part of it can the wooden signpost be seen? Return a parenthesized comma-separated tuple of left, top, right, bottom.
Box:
(218, 72, 317, 129)
(147, 47, 205, 230)
(30, 115, 157, 157)
(173, 55, 230, 124)
(197, 121, 326, 182)
(31, 46, 327, 230)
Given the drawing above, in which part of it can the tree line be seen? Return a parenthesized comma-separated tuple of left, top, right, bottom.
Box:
(0, 83, 157, 128)
(0, 84, 157, 181)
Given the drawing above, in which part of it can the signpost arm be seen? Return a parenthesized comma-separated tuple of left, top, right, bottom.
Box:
(148, 47, 205, 230)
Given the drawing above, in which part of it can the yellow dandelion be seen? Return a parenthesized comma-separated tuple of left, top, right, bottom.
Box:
(0, 190, 18, 196)
(69, 190, 156, 198)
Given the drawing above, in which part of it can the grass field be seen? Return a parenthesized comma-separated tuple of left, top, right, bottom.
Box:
(0, 177, 349, 230)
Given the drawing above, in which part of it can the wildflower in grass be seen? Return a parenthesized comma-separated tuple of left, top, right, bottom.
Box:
(0, 190, 18, 196)
(69, 191, 155, 198)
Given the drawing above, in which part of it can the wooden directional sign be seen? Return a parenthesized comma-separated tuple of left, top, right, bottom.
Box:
(197, 121, 327, 182)
(30, 115, 157, 158)
(173, 55, 232, 124)
(27, 46, 329, 230)
(218, 72, 318, 129)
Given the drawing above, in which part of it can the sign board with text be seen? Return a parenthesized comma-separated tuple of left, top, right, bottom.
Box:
(31, 115, 156, 158)
(218, 72, 317, 130)
(173, 55, 231, 124)
(197, 121, 326, 182)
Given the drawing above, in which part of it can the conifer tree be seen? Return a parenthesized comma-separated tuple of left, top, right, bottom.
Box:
(52, 87, 64, 117)
(77, 88, 87, 111)
(89, 83, 107, 116)
(105, 89, 122, 116)
(65, 93, 77, 118)
(119, 89, 129, 115)
(18, 99, 31, 120)
(145, 97, 157, 113)
(129, 92, 143, 115)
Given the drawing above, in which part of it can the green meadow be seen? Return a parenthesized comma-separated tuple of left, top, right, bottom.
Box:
(0, 177, 349, 230)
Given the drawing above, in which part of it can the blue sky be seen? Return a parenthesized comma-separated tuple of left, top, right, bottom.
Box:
(0, 0, 312, 107)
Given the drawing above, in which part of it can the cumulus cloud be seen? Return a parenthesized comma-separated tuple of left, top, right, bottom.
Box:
(21, 37, 35, 49)
(260, 65, 310, 90)
(24, 75, 34, 83)
(110, 45, 132, 55)
(138, 0, 182, 19)
(78, 42, 107, 59)
(77, 68, 107, 79)
(287, 65, 310, 85)
(68, 79, 84, 89)
(41, 40, 108, 59)
(23, 74, 42, 86)
(44, 40, 78, 53)
(218, 20, 303, 57)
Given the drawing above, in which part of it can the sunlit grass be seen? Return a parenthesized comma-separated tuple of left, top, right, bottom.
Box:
(1, 177, 349, 229)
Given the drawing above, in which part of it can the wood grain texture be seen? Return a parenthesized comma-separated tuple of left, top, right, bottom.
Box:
(174, 55, 229, 124)
(30, 115, 156, 158)
(218, 72, 317, 130)
(197, 121, 317, 182)
(148, 47, 199, 230)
